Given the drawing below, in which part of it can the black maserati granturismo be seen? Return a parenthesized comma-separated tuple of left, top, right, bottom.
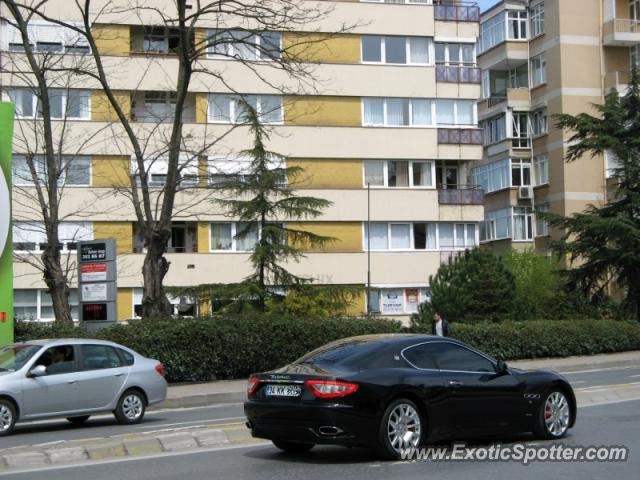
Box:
(244, 334, 576, 459)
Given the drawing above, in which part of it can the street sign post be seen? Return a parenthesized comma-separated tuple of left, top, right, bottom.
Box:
(77, 239, 118, 331)
(0, 103, 15, 347)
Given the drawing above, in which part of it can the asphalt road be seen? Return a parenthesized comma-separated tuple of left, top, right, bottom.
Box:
(3, 365, 640, 450)
(4, 398, 638, 480)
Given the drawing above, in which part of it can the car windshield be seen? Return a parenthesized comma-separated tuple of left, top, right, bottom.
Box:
(295, 339, 382, 365)
(0, 344, 42, 371)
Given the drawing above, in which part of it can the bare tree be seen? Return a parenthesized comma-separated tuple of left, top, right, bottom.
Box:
(5, 0, 352, 319)
(1, 2, 115, 323)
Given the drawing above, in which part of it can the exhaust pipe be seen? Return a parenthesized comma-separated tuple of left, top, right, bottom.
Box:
(318, 426, 343, 436)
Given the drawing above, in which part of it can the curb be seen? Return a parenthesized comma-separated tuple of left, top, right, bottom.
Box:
(153, 391, 245, 410)
(0, 426, 237, 473)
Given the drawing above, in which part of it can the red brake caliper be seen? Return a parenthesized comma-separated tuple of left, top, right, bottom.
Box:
(544, 403, 552, 420)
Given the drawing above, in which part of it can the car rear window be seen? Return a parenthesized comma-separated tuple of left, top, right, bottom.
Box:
(117, 348, 134, 366)
(295, 340, 382, 365)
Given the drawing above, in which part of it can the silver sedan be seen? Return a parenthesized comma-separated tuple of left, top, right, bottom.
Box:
(0, 338, 167, 436)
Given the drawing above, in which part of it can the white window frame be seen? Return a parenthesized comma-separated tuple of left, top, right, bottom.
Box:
(361, 35, 432, 65)
(535, 203, 550, 237)
(513, 206, 534, 241)
(479, 12, 507, 53)
(208, 94, 284, 124)
(13, 221, 93, 253)
(363, 222, 478, 252)
(14, 289, 80, 322)
(12, 155, 92, 187)
(131, 155, 198, 187)
(531, 53, 547, 87)
(434, 42, 476, 66)
(208, 222, 260, 252)
(533, 154, 549, 185)
(531, 108, 548, 136)
(362, 98, 435, 127)
(207, 30, 282, 61)
(360, 0, 433, 5)
(510, 159, 532, 187)
(530, 3, 545, 38)
(3, 20, 90, 54)
(363, 160, 436, 189)
(480, 207, 512, 242)
(482, 114, 507, 145)
(472, 158, 510, 193)
(507, 11, 528, 40)
(3, 88, 91, 120)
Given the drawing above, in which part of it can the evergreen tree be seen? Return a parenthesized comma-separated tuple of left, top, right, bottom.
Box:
(545, 69, 640, 321)
(195, 101, 334, 311)
(412, 248, 516, 327)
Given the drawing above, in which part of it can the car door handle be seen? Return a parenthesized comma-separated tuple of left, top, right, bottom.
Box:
(114, 373, 125, 377)
(67, 380, 78, 384)
(449, 380, 463, 387)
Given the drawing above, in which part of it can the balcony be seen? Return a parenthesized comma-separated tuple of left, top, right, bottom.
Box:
(438, 185, 484, 205)
(435, 65, 481, 84)
(603, 19, 640, 46)
(434, 1, 480, 22)
(438, 128, 483, 145)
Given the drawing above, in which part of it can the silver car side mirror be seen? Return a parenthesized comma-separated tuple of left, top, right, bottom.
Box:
(28, 365, 47, 378)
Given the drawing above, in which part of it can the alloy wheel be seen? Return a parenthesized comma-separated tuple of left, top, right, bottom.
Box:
(122, 394, 143, 421)
(387, 403, 422, 453)
(544, 391, 570, 437)
(0, 405, 13, 433)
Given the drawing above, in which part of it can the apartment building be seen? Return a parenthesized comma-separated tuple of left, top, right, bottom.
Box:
(1, 0, 484, 322)
(476, 0, 631, 253)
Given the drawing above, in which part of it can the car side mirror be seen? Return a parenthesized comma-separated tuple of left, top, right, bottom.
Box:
(27, 365, 47, 378)
(496, 360, 509, 375)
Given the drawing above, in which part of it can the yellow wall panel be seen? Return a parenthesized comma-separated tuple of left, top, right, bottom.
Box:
(117, 288, 133, 321)
(92, 90, 131, 122)
(345, 287, 366, 316)
(288, 159, 362, 189)
(92, 24, 130, 56)
(283, 32, 360, 64)
(284, 96, 361, 127)
(288, 222, 362, 253)
(198, 156, 209, 187)
(92, 155, 131, 188)
(194, 28, 208, 58)
(94, 222, 133, 254)
(197, 222, 210, 253)
(195, 93, 208, 124)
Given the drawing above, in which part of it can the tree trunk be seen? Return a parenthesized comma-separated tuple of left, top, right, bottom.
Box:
(41, 247, 73, 325)
(141, 232, 172, 318)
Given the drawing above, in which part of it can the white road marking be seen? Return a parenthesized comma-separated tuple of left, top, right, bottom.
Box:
(629, 374, 640, 378)
(136, 417, 246, 430)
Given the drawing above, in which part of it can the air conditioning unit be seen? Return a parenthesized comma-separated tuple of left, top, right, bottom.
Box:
(518, 186, 534, 200)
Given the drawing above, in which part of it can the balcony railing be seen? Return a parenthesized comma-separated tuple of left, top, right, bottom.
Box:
(435, 65, 481, 83)
(438, 185, 484, 205)
(613, 18, 640, 33)
(434, 2, 480, 22)
(512, 137, 532, 149)
(438, 128, 483, 145)
(604, 70, 631, 90)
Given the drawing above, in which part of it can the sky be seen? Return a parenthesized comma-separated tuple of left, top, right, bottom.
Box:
(477, 0, 501, 12)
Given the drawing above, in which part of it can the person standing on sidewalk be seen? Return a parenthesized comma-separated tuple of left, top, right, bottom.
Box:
(431, 312, 451, 337)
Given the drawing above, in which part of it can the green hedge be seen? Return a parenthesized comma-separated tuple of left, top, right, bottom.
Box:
(14, 317, 640, 383)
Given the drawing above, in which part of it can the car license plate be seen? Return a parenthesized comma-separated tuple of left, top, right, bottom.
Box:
(265, 384, 302, 397)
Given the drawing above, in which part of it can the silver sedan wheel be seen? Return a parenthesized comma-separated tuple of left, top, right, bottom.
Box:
(544, 391, 570, 437)
(387, 403, 422, 452)
(122, 394, 144, 421)
(0, 405, 13, 432)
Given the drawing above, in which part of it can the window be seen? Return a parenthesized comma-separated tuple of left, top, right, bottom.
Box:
(482, 115, 506, 145)
(512, 112, 530, 148)
(369, 287, 431, 316)
(363, 160, 434, 188)
(33, 345, 76, 375)
(132, 289, 198, 318)
(208, 156, 285, 185)
(513, 207, 534, 241)
(531, 53, 547, 86)
(208, 30, 281, 60)
(361, 35, 431, 65)
(13, 222, 92, 253)
(141, 91, 176, 121)
(534, 154, 549, 185)
(427, 342, 496, 373)
(605, 151, 622, 178)
(530, 3, 545, 37)
(364, 222, 477, 251)
(481, 208, 511, 241)
(631, 0, 640, 21)
(5, 88, 90, 120)
(210, 222, 259, 251)
(12, 155, 91, 186)
(509, 64, 528, 88)
(631, 44, 640, 69)
(132, 156, 198, 187)
(480, 12, 506, 53)
(402, 344, 438, 369)
(511, 159, 532, 187)
(536, 203, 550, 237)
(80, 345, 124, 371)
(142, 27, 181, 54)
(363, 98, 432, 126)
(472, 159, 510, 193)
(208, 94, 283, 124)
(531, 109, 548, 136)
(5, 21, 90, 54)
(508, 11, 528, 40)
(434, 42, 475, 66)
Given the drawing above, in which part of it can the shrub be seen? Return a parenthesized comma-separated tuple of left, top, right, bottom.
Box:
(13, 317, 640, 383)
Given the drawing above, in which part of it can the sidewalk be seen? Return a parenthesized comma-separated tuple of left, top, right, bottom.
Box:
(155, 350, 640, 410)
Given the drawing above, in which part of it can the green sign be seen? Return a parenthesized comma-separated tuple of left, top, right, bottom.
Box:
(0, 103, 14, 347)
